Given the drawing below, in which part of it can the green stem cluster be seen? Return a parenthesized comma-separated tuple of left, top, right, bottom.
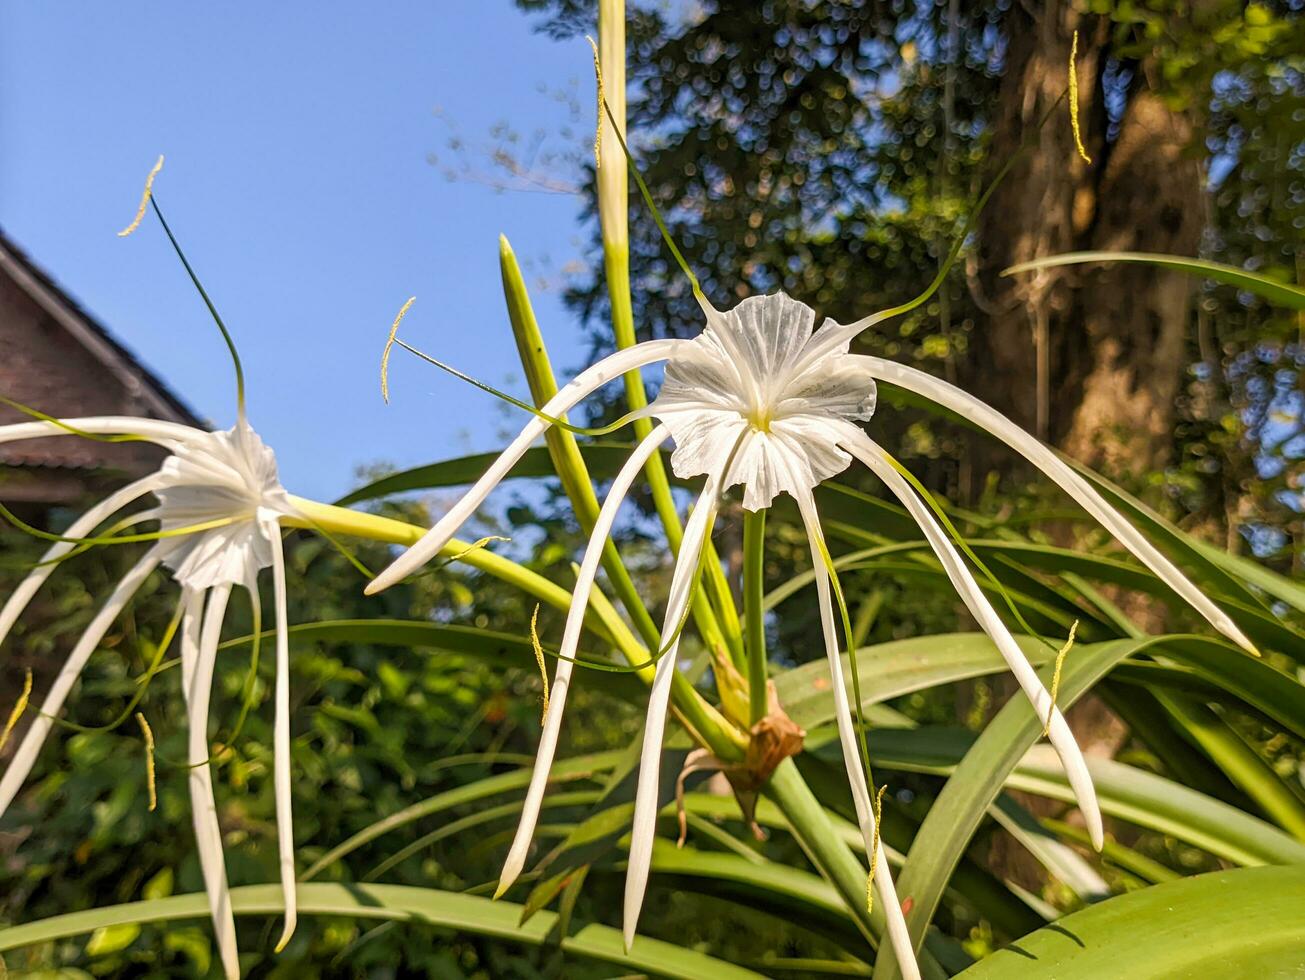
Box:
(743, 509, 767, 725)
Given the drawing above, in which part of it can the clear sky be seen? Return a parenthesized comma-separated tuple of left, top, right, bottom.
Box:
(0, 2, 599, 501)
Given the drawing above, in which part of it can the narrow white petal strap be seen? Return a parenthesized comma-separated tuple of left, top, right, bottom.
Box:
(793, 488, 920, 980)
(186, 584, 240, 980)
(497, 424, 671, 896)
(179, 588, 204, 701)
(862, 357, 1255, 654)
(0, 474, 162, 652)
(267, 524, 298, 951)
(846, 432, 1103, 851)
(365, 339, 683, 595)
(623, 475, 719, 951)
(0, 416, 196, 450)
(0, 545, 164, 817)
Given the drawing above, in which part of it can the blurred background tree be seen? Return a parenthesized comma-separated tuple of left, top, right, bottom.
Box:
(517, 0, 1303, 571)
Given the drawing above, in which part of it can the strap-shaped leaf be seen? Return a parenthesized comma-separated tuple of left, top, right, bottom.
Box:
(1003, 251, 1305, 310)
(954, 866, 1305, 978)
(0, 883, 765, 980)
(870, 636, 1154, 980)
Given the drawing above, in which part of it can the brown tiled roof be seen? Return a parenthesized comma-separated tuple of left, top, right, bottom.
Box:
(0, 229, 201, 428)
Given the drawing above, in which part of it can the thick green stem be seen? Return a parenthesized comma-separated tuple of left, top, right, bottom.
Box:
(743, 509, 767, 725)
(595, 3, 743, 668)
(765, 759, 878, 943)
(767, 761, 945, 977)
(499, 235, 660, 649)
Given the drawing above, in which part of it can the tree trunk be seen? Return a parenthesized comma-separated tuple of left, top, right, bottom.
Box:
(969, 1, 1204, 480)
(965, 3, 1205, 883)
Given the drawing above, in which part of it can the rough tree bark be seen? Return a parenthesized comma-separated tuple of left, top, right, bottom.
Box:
(969, 1, 1204, 480)
(964, 3, 1207, 881)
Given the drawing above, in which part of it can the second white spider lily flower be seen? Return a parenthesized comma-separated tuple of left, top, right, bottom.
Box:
(370, 290, 1255, 976)
(0, 414, 301, 980)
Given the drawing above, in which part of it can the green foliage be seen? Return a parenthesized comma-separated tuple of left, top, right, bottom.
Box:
(3, 1, 1303, 976)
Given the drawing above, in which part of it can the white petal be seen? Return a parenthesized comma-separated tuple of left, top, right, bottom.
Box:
(497, 425, 671, 896)
(707, 293, 817, 391)
(184, 584, 241, 980)
(0, 546, 164, 816)
(623, 476, 719, 951)
(179, 589, 204, 718)
(154, 421, 292, 592)
(845, 432, 1103, 851)
(649, 295, 875, 509)
(0, 474, 161, 651)
(365, 339, 684, 595)
(161, 518, 273, 592)
(861, 358, 1257, 655)
(0, 416, 196, 451)
(267, 524, 297, 952)
(792, 487, 920, 980)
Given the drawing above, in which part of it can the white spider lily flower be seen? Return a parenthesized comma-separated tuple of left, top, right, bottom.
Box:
(0, 415, 302, 980)
(369, 290, 1254, 976)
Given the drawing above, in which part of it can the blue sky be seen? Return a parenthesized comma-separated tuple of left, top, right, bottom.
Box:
(0, 3, 600, 501)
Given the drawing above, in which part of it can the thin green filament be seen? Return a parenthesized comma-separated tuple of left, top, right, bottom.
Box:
(30, 511, 158, 569)
(854, 92, 1068, 334)
(0, 394, 148, 444)
(48, 600, 185, 736)
(291, 513, 376, 580)
(224, 589, 263, 746)
(393, 338, 642, 437)
(0, 501, 238, 548)
(147, 195, 247, 420)
(879, 448, 1059, 653)
(811, 524, 875, 786)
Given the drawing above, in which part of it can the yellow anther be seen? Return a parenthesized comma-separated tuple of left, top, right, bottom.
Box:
(0, 669, 33, 753)
(380, 297, 416, 404)
(1069, 32, 1092, 164)
(118, 155, 165, 237)
(136, 712, 157, 812)
(867, 783, 888, 914)
(585, 35, 603, 168)
(529, 604, 550, 723)
(1045, 620, 1079, 737)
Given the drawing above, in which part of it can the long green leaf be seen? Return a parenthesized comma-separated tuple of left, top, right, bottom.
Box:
(848, 730, 1305, 867)
(1007, 745, 1305, 867)
(1002, 251, 1305, 310)
(1068, 461, 1305, 618)
(334, 443, 644, 506)
(870, 636, 1152, 980)
(302, 751, 624, 880)
(1153, 691, 1305, 841)
(955, 866, 1305, 978)
(775, 632, 1299, 743)
(0, 883, 764, 980)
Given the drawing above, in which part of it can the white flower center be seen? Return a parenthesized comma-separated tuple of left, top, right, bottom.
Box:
(649, 292, 877, 511)
(154, 421, 293, 590)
